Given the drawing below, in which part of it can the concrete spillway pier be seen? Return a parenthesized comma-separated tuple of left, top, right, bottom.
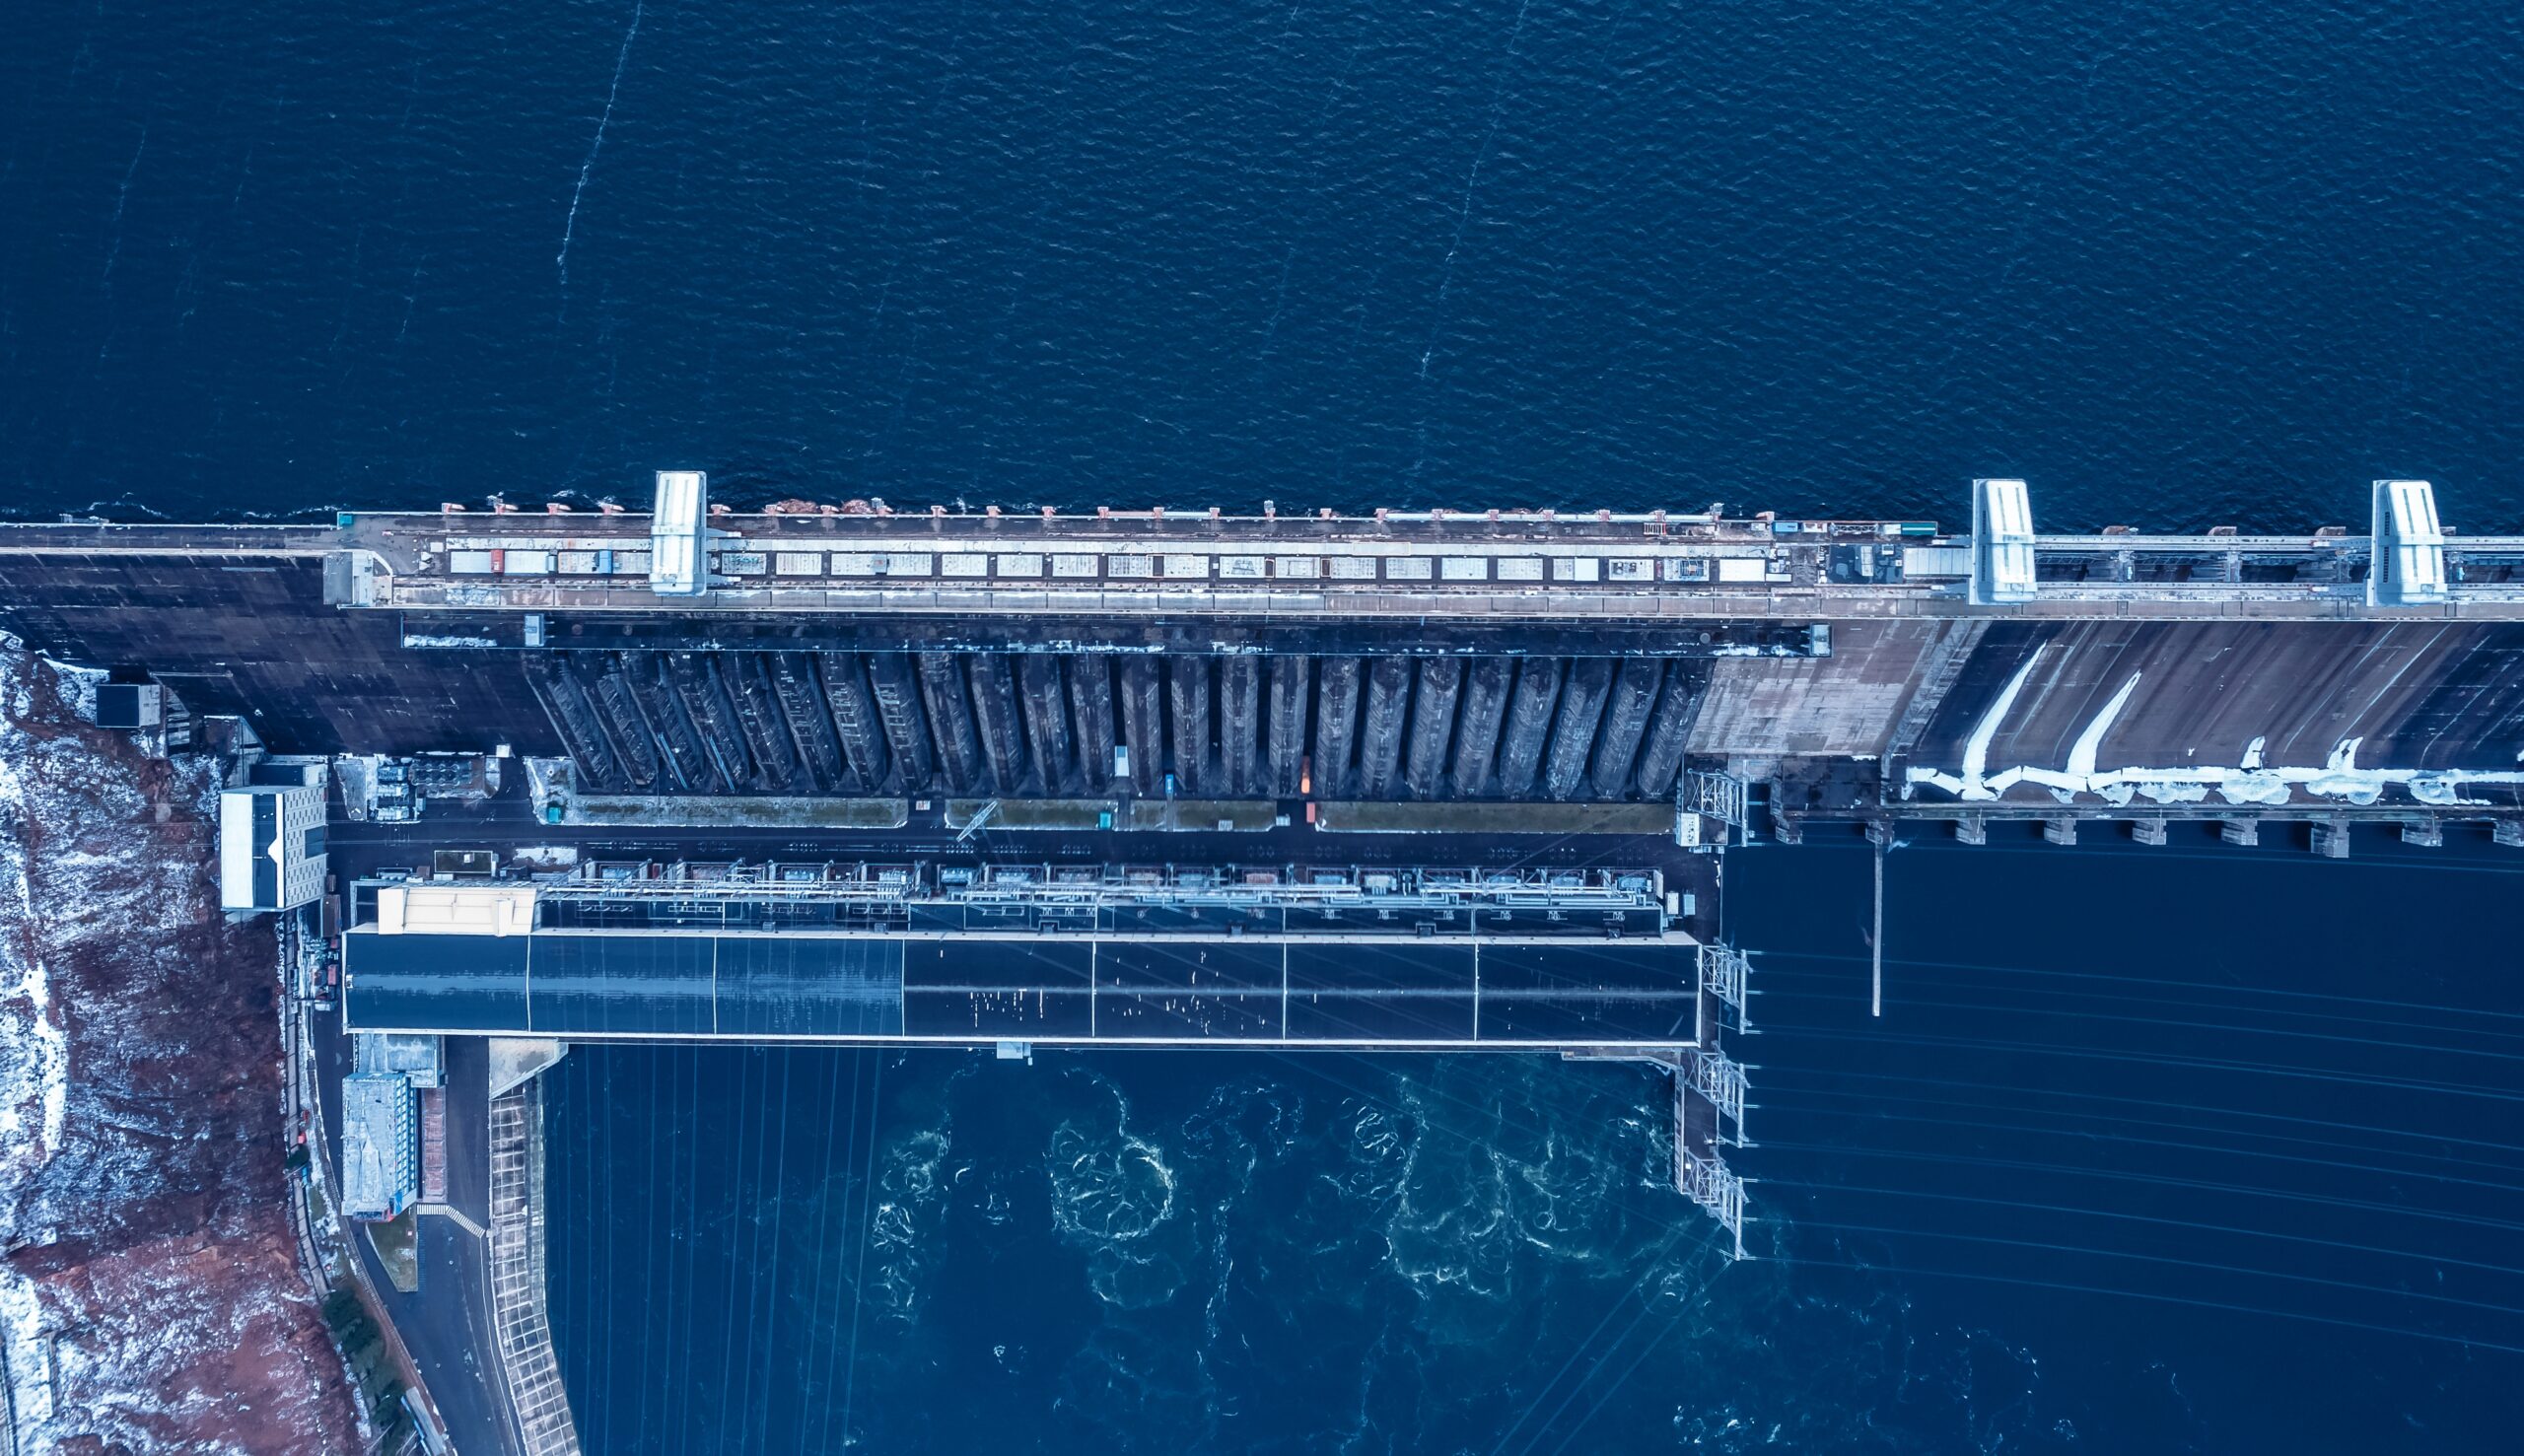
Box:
(1312, 656, 1363, 797)
(1167, 659, 1212, 794)
(627, 656, 717, 793)
(772, 654, 847, 790)
(1496, 658, 1565, 798)
(916, 652, 986, 795)
(1545, 658, 1615, 800)
(1220, 657, 1263, 797)
(723, 653, 800, 791)
(1358, 657, 1412, 799)
(1450, 656, 1513, 797)
(965, 652, 1029, 794)
(587, 657, 664, 789)
(1070, 659, 1118, 795)
(865, 653, 933, 793)
(1591, 659, 1663, 799)
(817, 652, 889, 793)
(1267, 659, 1308, 796)
(1018, 656, 1075, 795)
(1118, 659, 1165, 796)
(1405, 659, 1464, 799)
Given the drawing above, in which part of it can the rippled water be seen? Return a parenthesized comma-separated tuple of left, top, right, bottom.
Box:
(13, 1, 2524, 1449)
(6, 3, 2520, 529)
(543, 834, 2524, 1453)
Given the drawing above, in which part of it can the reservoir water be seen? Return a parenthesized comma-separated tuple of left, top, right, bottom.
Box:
(8, 1, 2522, 1449)
(542, 835, 2524, 1452)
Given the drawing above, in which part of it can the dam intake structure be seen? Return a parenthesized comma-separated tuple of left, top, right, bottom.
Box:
(518, 645, 1727, 803)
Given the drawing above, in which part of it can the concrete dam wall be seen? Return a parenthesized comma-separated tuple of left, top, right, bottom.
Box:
(526, 649, 1717, 802)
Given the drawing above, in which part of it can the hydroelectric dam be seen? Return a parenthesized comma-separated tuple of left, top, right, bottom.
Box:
(5, 472, 2523, 1353)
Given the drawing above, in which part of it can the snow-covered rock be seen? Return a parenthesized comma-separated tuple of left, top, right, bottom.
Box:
(0, 639, 360, 1454)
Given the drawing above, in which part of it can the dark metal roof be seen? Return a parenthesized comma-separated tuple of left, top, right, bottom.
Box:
(342, 927, 1699, 1048)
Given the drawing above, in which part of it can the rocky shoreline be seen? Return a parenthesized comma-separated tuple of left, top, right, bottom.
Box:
(0, 641, 361, 1454)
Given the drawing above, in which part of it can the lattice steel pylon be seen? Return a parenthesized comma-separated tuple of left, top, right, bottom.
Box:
(1681, 769, 1751, 827)
(1671, 1042, 1755, 1258)
(1678, 1143, 1748, 1262)
(1677, 769, 1753, 847)
(1699, 942, 1752, 1034)
(1683, 1049, 1752, 1146)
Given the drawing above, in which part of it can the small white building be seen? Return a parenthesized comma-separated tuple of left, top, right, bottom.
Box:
(219, 780, 328, 913)
(340, 1072, 419, 1221)
(650, 469, 709, 596)
(353, 1031, 445, 1089)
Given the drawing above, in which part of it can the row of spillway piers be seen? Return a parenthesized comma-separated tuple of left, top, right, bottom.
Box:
(525, 649, 1716, 802)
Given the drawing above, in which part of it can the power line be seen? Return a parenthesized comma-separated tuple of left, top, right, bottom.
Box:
(1765, 1256, 2524, 1357)
(1766, 1177, 2524, 1280)
(1757, 1139, 2524, 1236)
(1762, 1024, 2524, 1104)
(1771, 1083, 2524, 1182)
(1763, 1064, 2524, 1158)
(1787, 1219, 2524, 1320)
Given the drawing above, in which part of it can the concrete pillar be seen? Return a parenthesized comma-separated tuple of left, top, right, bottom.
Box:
(966, 654, 1029, 794)
(2219, 818, 2261, 847)
(525, 657, 626, 791)
(1635, 664, 1704, 799)
(2041, 816, 2078, 846)
(1449, 657, 1513, 796)
(2400, 819, 2444, 848)
(916, 652, 987, 795)
(1771, 814, 1803, 845)
(585, 656, 662, 789)
(1953, 815, 1987, 845)
(1864, 819, 1893, 846)
(1068, 659, 1117, 795)
(2311, 820, 2350, 859)
(1118, 658, 1165, 796)
(1358, 657, 1412, 799)
(667, 653, 754, 791)
(865, 653, 934, 793)
(817, 653, 890, 794)
(627, 654, 721, 793)
(1220, 657, 1263, 797)
(1017, 656, 1076, 795)
(1404, 659, 1464, 799)
(1588, 659, 1664, 799)
(770, 652, 850, 793)
(721, 654, 801, 791)
(2130, 818, 2168, 846)
(1496, 658, 1566, 797)
(1543, 658, 1615, 800)
(2496, 819, 2524, 849)
(1167, 658, 1214, 794)
(1266, 657, 1310, 797)
(1312, 656, 1363, 797)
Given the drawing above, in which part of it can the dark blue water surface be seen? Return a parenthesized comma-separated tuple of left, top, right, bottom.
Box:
(5, 3, 2520, 527)
(538, 832, 2524, 1453)
(11, 2, 2524, 1450)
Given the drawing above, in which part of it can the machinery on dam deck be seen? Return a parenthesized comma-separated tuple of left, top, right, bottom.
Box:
(296, 472, 2524, 621)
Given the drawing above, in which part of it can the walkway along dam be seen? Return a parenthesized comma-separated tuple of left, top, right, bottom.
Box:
(5, 472, 2522, 1449)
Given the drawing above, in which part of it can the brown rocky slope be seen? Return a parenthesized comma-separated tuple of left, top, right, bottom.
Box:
(0, 641, 361, 1454)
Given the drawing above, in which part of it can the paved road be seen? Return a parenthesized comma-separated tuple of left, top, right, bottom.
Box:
(315, 1007, 520, 1456)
